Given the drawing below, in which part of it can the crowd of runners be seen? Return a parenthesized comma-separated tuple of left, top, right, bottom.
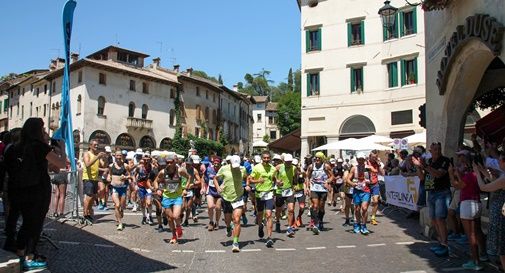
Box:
(76, 140, 391, 253)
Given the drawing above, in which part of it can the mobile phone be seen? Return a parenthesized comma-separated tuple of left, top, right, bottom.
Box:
(50, 138, 59, 147)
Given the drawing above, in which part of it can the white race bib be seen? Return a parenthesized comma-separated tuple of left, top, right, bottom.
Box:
(185, 190, 194, 197)
(166, 183, 179, 193)
(336, 178, 343, 184)
(231, 199, 245, 209)
(311, 183, 326, 192)
(294, 191, 304, 198)
(347, 187, 354, 194)
(281, 189, 293, 197)
(259, 191, 273, 200)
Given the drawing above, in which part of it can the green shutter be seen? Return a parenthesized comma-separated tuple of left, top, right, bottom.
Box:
(306, 30, 310, 52)
(401, 60, 406, 86)
(360, 68, 364, 91)
(412, 8, 417, 34)
(388, 63, 393, 87)
(383, 24, 387, 41)
(350, 68, 355, 92)
(317, 28, 322, 50)
(413, 58, 418, 83)
(4, 99, 9, 112)
(394, 13, 399, 38)
(392, 62, 398, 87)
(306, 74, 311, 96)
(399, 11, 405, 37)
(360, 20, 365, 45)
(347, 22, 352, 47)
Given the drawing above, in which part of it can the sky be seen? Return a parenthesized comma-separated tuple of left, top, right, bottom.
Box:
(0, 0, 301, 87)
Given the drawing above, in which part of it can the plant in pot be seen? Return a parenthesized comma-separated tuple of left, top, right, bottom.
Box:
(408, 73, 416, 84)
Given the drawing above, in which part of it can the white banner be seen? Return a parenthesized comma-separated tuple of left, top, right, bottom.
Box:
(384, 175, 420, 211)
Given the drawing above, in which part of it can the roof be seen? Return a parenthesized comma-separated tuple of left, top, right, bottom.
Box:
(43, 58, 179, 86)
(86, 45, 150, 59)
(266, 102, 278, 111)
(0, 70, 49, 92)
(253, 96, 268, 103)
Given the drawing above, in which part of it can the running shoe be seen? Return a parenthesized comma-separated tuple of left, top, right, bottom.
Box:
(360, 225, 370, 235)
(98, 204, 104, 210)
(286, 227, 295, 237)
(127, 201, 133, 209)
(258, 223, 265, 238)
(214, 222, 219, 231)
(169, 236, 177, 244)
(182, 220, 189, 227)
(226, 225, 233, 237)
(429, 244, 444, 252)
(353, 223, 361, 234)
(141, 217, 147, 225)
(163, 216, 168, 226)
(193, 216, 199, 223)
(434, 246, 449, 257)
(281, 213, 287, 220)
(117, 223, 124, 231)
(208, 221, 214, 231)
(265, 238, 274, 248)
(371, 218, 378, 225)
(241, 214, 248, 225)
(479, 253, 489, 262)
(157, 225, 164, 232)
(342, 219, 351, 227)
(332, 201, 337, 207)
(275, 222, 281, 233)
(462, 260, 483, 271)
(132, 204, 138, 212)
(146, 217, 153, 225)
(295, 216, 303, 227)
(102, 205, 109, 211)
(176, 225, 183, 238)
(23, 259, 47, 271)
(232, 243, 240, 253)
(447, 233, 461, 241)
(318, 222, 324, 231)
(312, 225, 320, 235)
(456, 235, 468, 244)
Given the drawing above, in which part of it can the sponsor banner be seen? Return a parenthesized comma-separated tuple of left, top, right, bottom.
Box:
(384, 175, 420, 211)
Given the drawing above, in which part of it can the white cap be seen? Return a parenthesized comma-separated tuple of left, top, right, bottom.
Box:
(284, 154, 293, 162)
(144, 151, 151, 156)
(135, 148, 143, 154)
(292, 158, 299, 165)
(231, 155, 241, 168)
(254, 155, 261, 163)
(105, 146, 112, 153)
(356, 152, 367, 159)
(273, 154, 282, 160)
(126, 151, 136, 160)
(337, 158, 344, 163)
(191, 155, 201, 164)
(329, 158, 336, 163)
(166, 152, 176, 161)
(225, 155, 232, 162)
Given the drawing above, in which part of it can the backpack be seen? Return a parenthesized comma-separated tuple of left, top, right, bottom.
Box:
(4, 144, 42, 189)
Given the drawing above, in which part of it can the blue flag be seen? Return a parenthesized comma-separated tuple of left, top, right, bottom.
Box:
(53, 0, 77, 171)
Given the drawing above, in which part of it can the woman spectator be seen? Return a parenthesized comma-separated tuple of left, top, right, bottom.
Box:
(4, 118, 66, 271)
(473, 152, 505, 271)
(50, 161, 70, 218)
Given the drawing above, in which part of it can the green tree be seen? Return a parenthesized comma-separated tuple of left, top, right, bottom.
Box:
(192, 70, 219, 83)
(0, 73, 18, 82)
(218, 74, 223, 85)
(263, 134, 271, 143)
(293, 69, 301, 93)
(238, 70, 273, 96)
(277, 91, 301, 135)
(287, 68, 294, 92)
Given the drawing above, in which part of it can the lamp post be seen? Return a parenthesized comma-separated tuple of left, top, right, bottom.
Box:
(378, 1, 398, 29)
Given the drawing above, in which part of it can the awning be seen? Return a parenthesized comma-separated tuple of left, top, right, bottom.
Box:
(476, 105, 505, 143)
(268, 128, 301, 152)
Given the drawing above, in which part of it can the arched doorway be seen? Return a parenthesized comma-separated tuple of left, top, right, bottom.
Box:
(339, 115, 376, 139)
(139, 135, 156, 150)
(115, 133, 136, 150)
(159, 137, 172, 150)
(89, 130, 111, 148)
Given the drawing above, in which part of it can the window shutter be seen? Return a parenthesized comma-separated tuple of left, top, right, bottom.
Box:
(394, 13, 399, 38)
(306, 74, 311, 96)
(306, 30, 310, 52)
(413, 58, 418, 83)
(317, 28, 322, 50)
(360, 21, 365, 45)
(347, 22, 352, 47)
(412, 8, 417, 34)
(350, 68, 355, 92)
(400, 60, 406, 86)
(399, 12, 405, 37)
(392, 62, 398, 87)
(360, 68, 364, 91)
(383, 24, 387, 41)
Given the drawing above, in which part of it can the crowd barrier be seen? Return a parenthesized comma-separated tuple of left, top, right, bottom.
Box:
(381, 175, 421, 216)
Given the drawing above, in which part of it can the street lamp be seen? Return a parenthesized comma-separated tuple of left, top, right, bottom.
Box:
(378, 1, 398, 29)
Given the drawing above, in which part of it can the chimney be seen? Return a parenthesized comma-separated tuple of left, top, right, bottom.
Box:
(233, 84, 238, 92)
(152, 57, 161, 68)
(71, 53, 79, 63)
(173, 64, 180, 73)
(49, 58, 65, 71)
(186, 67, 193, 77)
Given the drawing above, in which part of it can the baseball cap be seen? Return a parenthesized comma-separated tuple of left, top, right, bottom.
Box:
(158, 157, 167, 165)
(292, 158, 299, 165)
(135, 148, 143, 154)
(315, 152, 325, 159)
(273, 154, 282, 161)
(231, 155, 241, 168)
(329, 158, 336, 164)
(105, 146, 112, 153)
(356, 152, 367, 159)
(284, 154, 293, 162)
(254, 155, 261, 163)
(337, 158, 344, 163)
(191, 155, 201, 164)
(225, 155, 232, 162)
(121, 150, 127, 155)
(166, 152, 176, 161)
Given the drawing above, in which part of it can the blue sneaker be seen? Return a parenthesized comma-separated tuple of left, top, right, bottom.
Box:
(462, 260, 484, 271)
(353, 223, 361, 234)
(23, 259, 47, 271)
(286, 227, 295, 237)
(98, 204, 104, 210)
(456, 235, 468, 244)
(360, 225, 370, 235)
(434, 246, 449, 257)
(312, 225, 320, 235)
(430, 244, 443, 252)
(447, 233, 461, 241)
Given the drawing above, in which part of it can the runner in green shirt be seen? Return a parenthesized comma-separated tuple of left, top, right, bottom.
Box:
(215, 155, 247, 253)
(247, 150, 276, 247)
(273, 154, 297, 237)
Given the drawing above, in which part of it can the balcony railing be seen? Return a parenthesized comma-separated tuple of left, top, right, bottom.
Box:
(127, 117, 153, 129)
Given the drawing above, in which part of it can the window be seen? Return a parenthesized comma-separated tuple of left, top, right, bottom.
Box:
(170, 88, 176, 98)
(196, 87, 200, 97)
(270, 130, 277, 140)
(44, 84, 47, 94)
(10, 105, 12, 118)
(21, 105, 24, 120)
(99, 73, 106, 85)
(36, 88, 39, 97)
(97, 96, 105, 115)
(205, 107, 209, 121)
(383, 14, 399, 41)
(401, 58, 418, 86)
(391, 110, 413, 125)
(400, 9, 417, 36)
(348, 21, 365, 46)
(387, 62, 398, 88)
(268, 116, 274, 125)
(169, 109, 176, 127)
(3, 99, 7, 112)
(257, 113, 262, 122)
(52, 82, 56, 95)
(126, 102, 135, 117)
(129, 80, 136, 91)
(142, 104, 148, 119)
(77, 95, 82, 115)
(29, 102, 32, 116)
(78, 70, 83, 83)
(305, 28, 322, 52)
(16, 103, 19, 116)
(307, 72, 320, 96)
(350, 67, 364, 92)
(43, 104, 47, 117)
(212, 110, 217, 124)
(36, 106, 39, 117)
(142, 82, 149, 94)
(206, 90, 209, 99)
(195, 105, 201, 120)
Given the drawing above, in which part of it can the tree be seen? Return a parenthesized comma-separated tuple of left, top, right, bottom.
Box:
(238, 70, 273, 97)
(287, 68, 294, 92)
(277, 91, 301, 135)
(263, 134, 271, 143)
(293, 69, 301, 93)
(192, 70, 219, 83)
(0, 73, 18, 82)
(471, 87, 505, 111)
(218, 74, 223, 85)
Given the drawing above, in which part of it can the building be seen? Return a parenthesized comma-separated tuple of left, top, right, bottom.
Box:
(424, 0, 505, 155)
(298, 0, 426, 156)
(252, 96, 281, 144)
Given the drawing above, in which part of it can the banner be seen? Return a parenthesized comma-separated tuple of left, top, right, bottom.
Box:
(53, 0, 77, 171)
(384, 175, 420, 211)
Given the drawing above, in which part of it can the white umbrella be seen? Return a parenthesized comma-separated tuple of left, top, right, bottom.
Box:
(360, 135, 394, 144)
(312, 138, 392, 151)
(404, 131, 426, 145)
(253, 140, 269, 147)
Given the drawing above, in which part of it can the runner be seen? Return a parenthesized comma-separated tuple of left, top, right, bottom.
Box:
(241, 156, 253, 225)
(97, 146, 112, 211)
(136, 156, 153, 225)
(181, 157, 199, 227)
(342, 160, 355, 227)
(248, 150, 276, 247)
(153, 153, 187, 244)
(152, 157, 167, 232)
(109, 150, 130, 231)
(368, 151, 385, 225)
(191, 155, 204, 223)
(126, 158, 138, 212)
(206, 157, 223, 231)
(273, 154, 297, 237)
(82, 139, 106, 225)
(346, 152, 372, 235)
(215, 155, 248, 252)
(327, 158, 336, 207)
(292, 158, 307, 228)
(306, 152, 334, 234)
(332, 158, 346, 213)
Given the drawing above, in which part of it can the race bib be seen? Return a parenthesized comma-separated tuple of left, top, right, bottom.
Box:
(281, 189, 293, 197)
(294, 191, 304, 198)
(347, 187, 354, 194)
(231, 199, 245, 209)
(336, 178, 343, 184)
(355, 181, 365, 191)
(311, 183, 326, 192)
(166, 183, 179, 193)
(259, 191, 273, 200)
(185, 190, 194, 198)
(424, 173, 435, 191)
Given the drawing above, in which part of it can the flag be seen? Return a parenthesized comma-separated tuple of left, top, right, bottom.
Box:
(53, 0, 77, 171)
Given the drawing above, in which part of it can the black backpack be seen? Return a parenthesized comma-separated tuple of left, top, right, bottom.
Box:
(4, 144, 42, 190)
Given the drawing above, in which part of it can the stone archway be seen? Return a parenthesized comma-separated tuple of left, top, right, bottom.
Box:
(339, 114, 376, 139)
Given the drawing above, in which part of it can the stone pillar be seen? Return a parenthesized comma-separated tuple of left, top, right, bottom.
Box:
(301, 137, 309, 158)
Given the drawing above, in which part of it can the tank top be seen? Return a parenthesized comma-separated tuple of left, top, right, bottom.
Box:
(369, 161, 380, 185)
(206, 166, 221, 187)
(137, 165, 150, 188)
(460, 171, 480, 201)
(111, 163, 127, 187)
(353, 165, 371, 193)
(82, 151, 100, 181)
(162, 165, 183, 199)
(310, 163, 328, 192)
(277, 164, 295, 190)
(333, 166, 345, 184)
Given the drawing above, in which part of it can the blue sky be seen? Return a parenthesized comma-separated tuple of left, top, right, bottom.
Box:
(0, 0, 301, 86)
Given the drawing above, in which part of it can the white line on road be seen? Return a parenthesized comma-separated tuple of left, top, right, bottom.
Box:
(94, 243, 115, 248)
(306, 246, 326, 250)
(59, 241, 80, 245)
(367, 243, 386, 247)
(441, 268, 465, 272)
(241, 249, 262, 252)
(395, 242, 415, 245)
(336, 245, 356, 249)
(275, 248, 296, 251)
(131, 248, 151, 253)
(182, 250, 194, 253)
(172, 250, 181, 253)
(205, 250, 226, 253)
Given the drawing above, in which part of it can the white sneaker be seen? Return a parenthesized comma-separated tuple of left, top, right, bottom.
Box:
(132, 204, 138, 212)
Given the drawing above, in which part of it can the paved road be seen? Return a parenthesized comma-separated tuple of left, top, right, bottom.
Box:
(3, 200, 501, 273)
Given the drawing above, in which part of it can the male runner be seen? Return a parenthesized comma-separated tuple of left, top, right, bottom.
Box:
(368, 151, 385, 225)
(306, 152, 334, 234)
(273, 154, 297, 237)
(82, 139, 106, 225)
(346, 152, 372, 235)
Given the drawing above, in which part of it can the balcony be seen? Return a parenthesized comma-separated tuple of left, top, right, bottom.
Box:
(127, 117, 153, 129)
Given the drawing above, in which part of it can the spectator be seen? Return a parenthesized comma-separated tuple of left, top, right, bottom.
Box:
(388, 159, 400, 175)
